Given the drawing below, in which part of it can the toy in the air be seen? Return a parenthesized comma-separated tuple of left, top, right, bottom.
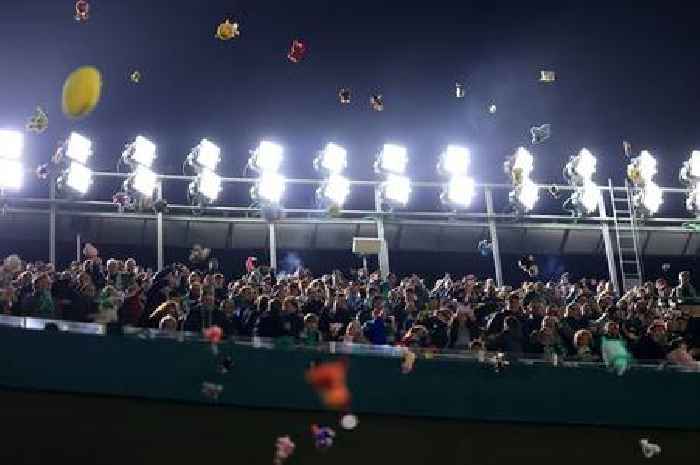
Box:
(340, 413, 358, 430)
(311, 424, 336, 450)
(488, 103, 497, 114)
(203, 325, 223, 355)
(215, 19, 240, 41)
(401, 349, 416, 374)
(201, 381, 224, 400)
(62, 66, 102, 119)
(339, 88, 351, 104)
(287, 39, 307, 63)
(130, 70, 141, 84)
(601, 336, 632, 376)
(273, 436, 295, 465)
(305, 359, 350, 410)
(530, 123, 551, 144)
(518, 254, 538, 277)
(478, 239, 493, 257)
(539, 70, 556, 82)
(455, 82, 466, 98)
(623, 140, 632, 160)
(370, 94, 384, 112)
(639, 438, 661, 459)
(26, 106, 48, 134)
(74, 0, 90, 22)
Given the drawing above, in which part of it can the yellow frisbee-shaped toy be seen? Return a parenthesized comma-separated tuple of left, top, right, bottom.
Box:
(62, 66, 102, 119)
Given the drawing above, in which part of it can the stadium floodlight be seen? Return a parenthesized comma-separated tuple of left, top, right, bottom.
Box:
(517, 179, 540, 212)
(512, 147, 534, 178)
(188, 138, 221, 171)
(375, 144, 408, 174)
(320, 174, 350, 206)
(577, 180, 600, 214)
(438, 145, 470, 177)
(64, 161, 93, 194)
(197, 169, 222, 201)
(0, 159, 23, 189)
(0, 130, 24, 160)
(686, 185, 700, 214)
(382, 173, 411, 206)
(636, 150, 658, 180)
(638, 181, 663, 215)
(250, 140, 284, 173)
(123, 135, 156, 168)
(680, 150, 700, 184)
(254, 171, 286, 205)
(131, 166, 157, 197)
(573, 148, 596, 179)
(65, 132, 93, 164)
(315, 143, 347, 175)
(444, 175, 475, 207)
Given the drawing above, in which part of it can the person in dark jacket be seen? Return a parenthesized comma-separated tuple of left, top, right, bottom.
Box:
(232, 287, 258, 336)
(52, 273, 89, 322)
(184, 290, 217, 332)
(362, 307, 387, 345)
(486, 293, 521, 335)
(488, 316, 526, 354)
(212, 299, 238, 338)
(254, 298, 285, 338)
(634, 320, 669, 360)
(427, 308, 451, 349)
(141, 267, 174, 325)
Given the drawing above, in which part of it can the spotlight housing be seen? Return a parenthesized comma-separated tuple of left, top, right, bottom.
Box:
(122, 135, 156, 168)
(382, 173, 411, 206)
(314, 143, 347, 175)
(375, 144, 408, 175)
(0, 130, 24, 160)
(65, 132, 93, 164)
(318, 174, 350, 207)
(437, 145, 470, 177)
(251, 171, 286, 205)
(188, 139, 221, 171)
(63, 161, 93, 194)
(564, 148, 599, 215)
(443, 175, 475, 208)
(249, 141, 284, 173)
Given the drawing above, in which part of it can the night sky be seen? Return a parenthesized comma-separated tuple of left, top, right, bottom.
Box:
(2, 1, 700, 214)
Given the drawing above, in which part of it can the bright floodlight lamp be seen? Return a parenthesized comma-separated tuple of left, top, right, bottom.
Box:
(314, 143, 347, 175)
(564, 148, 596, 184)
(63, 161, 93, 195)
(122, 135, 156, 168)
(574, 180, 600, 214)
(686, 185, 700, 214)
(65, 132, 93, 165)
(252, 171, 286, 205)
(249, 140, 284, 173)
(375, 144, 408, 175)
(0, 129, 24, 160)
(680, 150, 700, 185)
(130, 166, 158, 197)
(437, 145, 470, 177)
(0, 159, 23, 190)
(635, 181, 663, 215)
(506, 147, 538, 212)
(510, 178, 539, 213)
(197, 169, 222, 201)
(636, 150, 658, 180)
(318, 174, 350, 207)
(442, 175, 475, 208)
(188, 139, 221, 171)
(382, 173, 411, 206)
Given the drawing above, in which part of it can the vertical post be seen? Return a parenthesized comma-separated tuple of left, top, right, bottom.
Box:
(76, 233, 81, 263)
(599, 183, 620, 295)
(49, 175, 56, 265)
(156, 181, 164, 271)
(268, 222, 277, 271)
(484, 187, 503, 288)
(374, 187, 390, 280)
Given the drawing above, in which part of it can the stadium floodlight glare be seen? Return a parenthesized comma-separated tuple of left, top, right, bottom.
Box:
(198, 169, 222, 201)
(512, 147, 534, 178)
(321, 174, 350, 206)
(517, 179, 539, 212)
(255, 171, 286, 204)
(251, 140, 284, 173)
(132, 166, 157, 197)
(573, 148, 596, 180)
(687, 185, 700, 214)
(126, 136, 157, 168)
(636, 150, 658, 180)
(578, 180, 600, 214)
(445, 175, 476, 207)
(64, 161, 93, 194)
(65, 132, 93, 164)
(0, 159, 23, 189)
(639, 181, 663, 215)
(439, 145, 470, 177)
(376, 144, 408, 174)
(680, 150, 700, 184)
(316, 143, 347, 175)
(0, 130, 24, 160)
(383, 173, 411, 206)
(189, 138, 221, 171)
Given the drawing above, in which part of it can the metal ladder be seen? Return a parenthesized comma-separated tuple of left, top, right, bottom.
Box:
(609, 179, 644, 291)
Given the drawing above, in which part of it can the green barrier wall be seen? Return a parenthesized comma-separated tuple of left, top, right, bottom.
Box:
(0, 327, 698, 429)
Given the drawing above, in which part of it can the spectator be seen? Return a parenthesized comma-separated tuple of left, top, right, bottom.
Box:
(666, 338, 699, 370)
(343, 319, 369, 344)
(25, 273, 56, 319)
(634, 320, 669, 360)
(674, 271, 697, 302)
(119, 284, 144, 326)
(362, 306, 388, 345)
(488, 316, 526, 354)
(529, 315, 565, 359)
(94, 285, 123, 324)
(184, 289, 217, 332)
(254, 298, 284, 338)
(486, 293, 521, 336)
(300, 313, 322, 345)
(449, 305, 480, 350)
(146, 300, 180, 329)
(573, 329, 597, 361)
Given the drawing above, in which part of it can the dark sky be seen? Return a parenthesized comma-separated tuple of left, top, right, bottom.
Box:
(2, 1, 700, 214)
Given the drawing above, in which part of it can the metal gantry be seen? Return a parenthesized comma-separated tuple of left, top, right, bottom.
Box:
(0, 171, 697, 293)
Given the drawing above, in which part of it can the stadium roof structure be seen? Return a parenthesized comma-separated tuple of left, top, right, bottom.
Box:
(0, 172, 697, 294)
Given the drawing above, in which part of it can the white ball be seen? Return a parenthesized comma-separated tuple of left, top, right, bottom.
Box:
(340, 414, 358, 430)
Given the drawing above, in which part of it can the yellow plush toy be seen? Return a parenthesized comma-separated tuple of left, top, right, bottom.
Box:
(62, 66, 102, 119)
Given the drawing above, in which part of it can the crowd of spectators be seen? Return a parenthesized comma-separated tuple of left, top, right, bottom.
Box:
(0, 244, 698, 370)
